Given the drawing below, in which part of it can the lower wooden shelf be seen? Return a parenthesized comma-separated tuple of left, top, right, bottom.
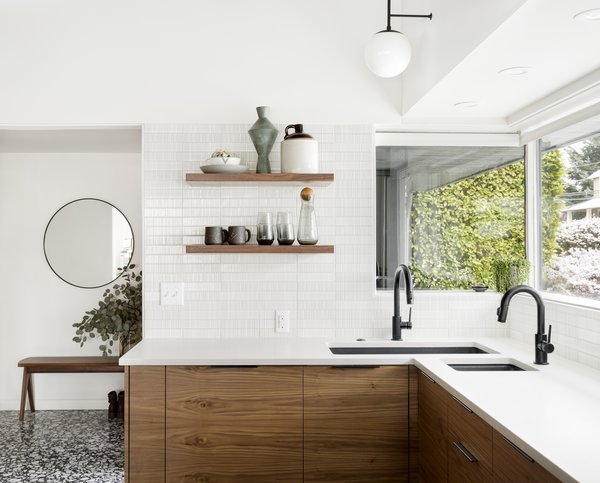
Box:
(186, 244, 334, 254)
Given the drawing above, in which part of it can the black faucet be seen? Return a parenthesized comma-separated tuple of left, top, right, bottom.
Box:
(496, 285, 554, 365)
(392, 264, 414, 341)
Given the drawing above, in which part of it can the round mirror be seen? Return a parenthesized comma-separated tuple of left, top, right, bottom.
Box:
(44, 198, 135, 289)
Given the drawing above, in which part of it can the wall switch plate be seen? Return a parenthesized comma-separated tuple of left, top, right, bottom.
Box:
(160, 282, 184, 305)
(275, 310, 290, 333)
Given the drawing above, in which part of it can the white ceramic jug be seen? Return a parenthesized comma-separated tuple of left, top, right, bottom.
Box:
(281, 124, 319, 173)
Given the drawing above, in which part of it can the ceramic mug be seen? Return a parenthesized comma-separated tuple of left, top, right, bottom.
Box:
(205, 226, 228, 245)
(227, 226, 251, 245)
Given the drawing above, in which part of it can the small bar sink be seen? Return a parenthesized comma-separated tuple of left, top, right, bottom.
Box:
(443, 358, 536, 372)
(329, 346, 489, 355)
(449, 363, 524, 371)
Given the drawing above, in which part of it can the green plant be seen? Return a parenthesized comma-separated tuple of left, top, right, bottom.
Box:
(72, 264, 142, 356)
(492, 258, 530, 293)
(408, 150, 564, 289)
(211, 149, 235, 159)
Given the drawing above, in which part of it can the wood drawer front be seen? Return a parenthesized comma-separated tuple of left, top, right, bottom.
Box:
(447, 395, 493, 482)
(418, 371, 448, 450)
(304, 365, 409, 483)
(493, 430, 560, 483)
(417, 371, 448, 482)
(128, 366, 166, 483)
(165, 366, 303, 483)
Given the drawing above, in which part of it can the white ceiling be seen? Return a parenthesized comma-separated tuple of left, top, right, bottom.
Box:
(402, 0, 600, 125)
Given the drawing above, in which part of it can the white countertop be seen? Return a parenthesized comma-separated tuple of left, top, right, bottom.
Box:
(120, 336, 600, 482)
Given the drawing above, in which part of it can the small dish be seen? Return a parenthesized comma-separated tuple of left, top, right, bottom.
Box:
(471, 283, 489, 293)
(200, 164, 249, 174)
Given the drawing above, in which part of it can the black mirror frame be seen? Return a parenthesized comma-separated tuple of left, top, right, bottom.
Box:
(43, 197, 135, 289)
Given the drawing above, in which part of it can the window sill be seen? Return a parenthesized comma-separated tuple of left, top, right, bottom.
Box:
(536, 291, 600, 311)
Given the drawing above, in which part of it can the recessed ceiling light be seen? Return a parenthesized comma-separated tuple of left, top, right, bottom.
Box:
(454, 101, 479, 109)
(574, 8, 600, 21)
(498, 66, 534, 76)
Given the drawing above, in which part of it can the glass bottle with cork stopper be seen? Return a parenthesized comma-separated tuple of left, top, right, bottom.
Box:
(297, 187, 318, 245)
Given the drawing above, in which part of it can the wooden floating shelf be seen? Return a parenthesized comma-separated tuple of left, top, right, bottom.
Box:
(186, 244, 334, 254)
(185, 173, 334, 184)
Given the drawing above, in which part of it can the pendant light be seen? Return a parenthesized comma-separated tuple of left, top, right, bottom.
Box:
(365, 0, 432, 78)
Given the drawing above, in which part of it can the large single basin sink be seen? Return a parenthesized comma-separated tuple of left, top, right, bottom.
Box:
(329, 346, 490, 355)
(449, 363, 524, 371)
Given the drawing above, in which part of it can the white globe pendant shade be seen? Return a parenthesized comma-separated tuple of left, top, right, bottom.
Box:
(365, 30, 412, 78)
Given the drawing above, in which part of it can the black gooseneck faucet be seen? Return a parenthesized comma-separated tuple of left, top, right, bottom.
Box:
(392, 264, 414, 341)
(496, 284, 554, 365)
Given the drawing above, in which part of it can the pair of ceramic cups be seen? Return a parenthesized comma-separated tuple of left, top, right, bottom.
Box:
(205, 226, 251, 245)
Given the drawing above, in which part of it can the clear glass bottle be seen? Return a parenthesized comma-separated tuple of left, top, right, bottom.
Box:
(297, 187, 318, 245)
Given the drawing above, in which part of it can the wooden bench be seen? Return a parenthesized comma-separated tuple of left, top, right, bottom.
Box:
(17, 356, 124, 421)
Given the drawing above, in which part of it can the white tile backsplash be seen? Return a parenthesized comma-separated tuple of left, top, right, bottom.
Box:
(143, 123, 505, 340)
(508, 296, 600, 370)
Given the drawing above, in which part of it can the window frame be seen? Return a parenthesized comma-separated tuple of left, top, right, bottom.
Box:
(375, 130, 600, 310)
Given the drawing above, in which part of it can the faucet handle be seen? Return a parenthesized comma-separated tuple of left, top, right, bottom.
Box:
(539, 325, 555, 354)
(407, 307, 412, 328)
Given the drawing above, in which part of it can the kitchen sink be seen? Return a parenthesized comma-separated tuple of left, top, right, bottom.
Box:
(448, 363, 525, 371)
(444, 358, 536, 372)
(329, 346, 490, 355)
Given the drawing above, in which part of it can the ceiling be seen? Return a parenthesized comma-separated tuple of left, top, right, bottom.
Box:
(401, 0, 600, 126)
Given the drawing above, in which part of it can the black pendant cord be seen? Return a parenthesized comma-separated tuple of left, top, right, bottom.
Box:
(386, 0, 433, 30)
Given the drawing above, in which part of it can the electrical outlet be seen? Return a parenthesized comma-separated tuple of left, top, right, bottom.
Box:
(160, 282, 184, 305)
(275, 310, 290, 333)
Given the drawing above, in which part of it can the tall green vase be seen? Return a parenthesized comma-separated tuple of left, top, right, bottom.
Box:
(248, 106, 278, 174)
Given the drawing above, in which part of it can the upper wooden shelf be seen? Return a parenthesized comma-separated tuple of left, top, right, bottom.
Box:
(185, 173, 334, 184)
(186, 244, 334, 254)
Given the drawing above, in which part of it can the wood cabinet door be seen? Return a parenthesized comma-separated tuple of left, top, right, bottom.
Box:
(127, 366, 166, 483)
(304, 365, 409, 483)
(418, 371, 448, 483)
(447, 395, 493, 483)
(492, 430, 560, 483)
(166, 366, 303, 483)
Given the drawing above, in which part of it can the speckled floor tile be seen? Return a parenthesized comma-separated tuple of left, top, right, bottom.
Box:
(0, 410, 123, 483)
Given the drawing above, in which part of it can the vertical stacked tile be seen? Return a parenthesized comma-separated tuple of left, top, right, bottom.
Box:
(143, 123, 504, 340)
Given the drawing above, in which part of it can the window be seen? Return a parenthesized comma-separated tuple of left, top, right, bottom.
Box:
(540, 117, 600, 300)
(376, 144, 525, 290)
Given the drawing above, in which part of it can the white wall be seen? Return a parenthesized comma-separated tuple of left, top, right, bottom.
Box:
(0, 0, 405, 125)
(0, 152, 141, 410)
(143, 123, 506, 339)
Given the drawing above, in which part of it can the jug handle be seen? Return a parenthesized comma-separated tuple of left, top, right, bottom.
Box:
(285, 124, 303, 138)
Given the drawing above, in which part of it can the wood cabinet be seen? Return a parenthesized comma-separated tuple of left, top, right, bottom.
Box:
(417, 371, 448, 483)
(493, 430, 560, 483)
(304, 365, 409, 482)
(127, 366, 166, 483)
(126, 365, 563, 483)
(416, 370, 561, 483)
(447, 394, 493, 483)
(166, 366, 303, 483)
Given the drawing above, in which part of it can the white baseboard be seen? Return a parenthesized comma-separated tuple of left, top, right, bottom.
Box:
(0, 398, 109, 411)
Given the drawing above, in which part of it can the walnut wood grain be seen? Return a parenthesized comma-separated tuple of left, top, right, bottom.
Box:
(447, 394, 493, 483)
(185, 172, 334, 184)
(304, 365, 409, 483)
(409, 367, 419, 483)
(492, 430, 560, 483)
(417, 371, 448, 483)
(185, 244, 334, 254)
(128, 366, 165, 483)
(124, 367, 130, 483)
(166, 366, 303, 483)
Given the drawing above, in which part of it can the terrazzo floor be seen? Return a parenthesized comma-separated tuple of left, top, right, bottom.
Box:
(0, 410, 123, 483)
